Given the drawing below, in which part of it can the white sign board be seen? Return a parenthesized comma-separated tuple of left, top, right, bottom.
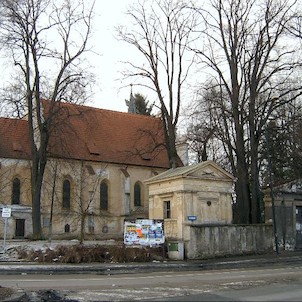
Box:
(2, 207, 11, 218)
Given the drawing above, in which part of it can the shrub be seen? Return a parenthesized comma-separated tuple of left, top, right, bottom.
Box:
(17, 243, 166, 263)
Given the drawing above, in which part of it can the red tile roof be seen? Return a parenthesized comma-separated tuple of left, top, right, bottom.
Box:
(0, 117, 31, 160)
(0, 102, 174, 168)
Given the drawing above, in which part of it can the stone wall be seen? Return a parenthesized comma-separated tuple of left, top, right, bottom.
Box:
(186, 224, 273, 259)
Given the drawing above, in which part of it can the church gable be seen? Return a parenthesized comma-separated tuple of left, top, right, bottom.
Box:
(273, 179, 302, 194)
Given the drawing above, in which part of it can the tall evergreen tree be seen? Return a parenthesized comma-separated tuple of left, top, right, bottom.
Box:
(125, 90, 153, 115)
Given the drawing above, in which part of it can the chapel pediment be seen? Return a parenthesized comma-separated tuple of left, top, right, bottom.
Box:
(189, 165, 230, 180)
(145, 160, 235, 184)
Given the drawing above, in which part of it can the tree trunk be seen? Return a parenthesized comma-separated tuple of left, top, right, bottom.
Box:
(31, 158, 44, 240)
(250, 145, 262, 223)
(161, 110, 179, 168)
(234, 159, 251, 224)
(30, 128, 48, 240)
(233, 96, 251, 224)
(48, 161, 58, 242)
(167, 126, 178, 168)
(80, 214, 85, 244)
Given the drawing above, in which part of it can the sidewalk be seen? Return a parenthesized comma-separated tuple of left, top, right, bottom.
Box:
(1, 249, 302, 275)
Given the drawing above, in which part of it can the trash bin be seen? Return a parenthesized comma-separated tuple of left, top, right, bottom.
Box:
(167, 241, 184, 260)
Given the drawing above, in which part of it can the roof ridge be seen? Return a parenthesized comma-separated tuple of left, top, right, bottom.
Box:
(62, 101, 160, 121)
(0, 116, 27, 121)
(1, 101, 171, 168)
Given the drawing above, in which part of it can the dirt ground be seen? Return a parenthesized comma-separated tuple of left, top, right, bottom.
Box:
(0, 287, 78, 301)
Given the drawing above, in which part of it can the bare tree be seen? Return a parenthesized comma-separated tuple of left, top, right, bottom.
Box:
(261, 97, 302, 186)
(184, 84, 230, 165)
(0, 0, 95, 239)
(44, 158, 59, 243)
(66, 161, 106, 244)
(192, 0, 302, 223)
(42, 158, 107, 243)
(0, 78, 27, 118)
(76, 161, 102, 244)
(117, 0, 198, 168)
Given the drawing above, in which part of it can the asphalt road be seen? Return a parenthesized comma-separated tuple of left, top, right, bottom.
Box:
(1, 263, 302, 301)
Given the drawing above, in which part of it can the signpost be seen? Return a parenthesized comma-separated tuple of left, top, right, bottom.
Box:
(2, 207, 11, 254)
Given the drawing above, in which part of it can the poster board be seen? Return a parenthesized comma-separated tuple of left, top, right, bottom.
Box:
(124, 219, 164, 246)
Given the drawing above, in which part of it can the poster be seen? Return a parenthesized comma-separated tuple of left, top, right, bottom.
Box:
(124, 219, 165, 246)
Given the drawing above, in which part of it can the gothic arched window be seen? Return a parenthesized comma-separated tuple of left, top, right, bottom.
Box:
(12, 178, 21, 205)
(63, 179, 71, 209)
(100, 181, 108, 211)
(134, 182, 142, 207)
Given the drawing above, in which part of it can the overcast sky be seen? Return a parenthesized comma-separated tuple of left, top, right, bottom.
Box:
(0, 0, 195, 115)
(0, 1, 185, 114)
(0, 0, 136, 113)
(88, 0, 198, 116)
(90, 0, 137, 112)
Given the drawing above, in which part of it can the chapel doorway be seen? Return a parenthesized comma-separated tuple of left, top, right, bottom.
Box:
(15, 219, 25, 238)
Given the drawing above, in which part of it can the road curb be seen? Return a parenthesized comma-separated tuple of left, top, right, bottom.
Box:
(1, 254, 302, 275)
